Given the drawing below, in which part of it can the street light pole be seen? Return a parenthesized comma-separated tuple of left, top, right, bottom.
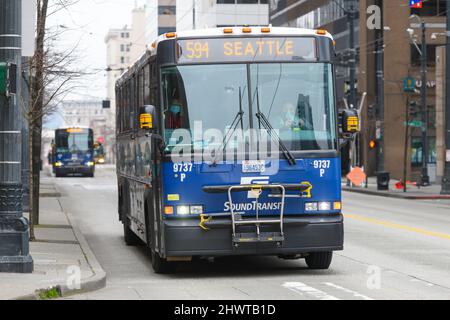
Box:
(0, 0, 33, 273)
(442, 0, 450, 194)
(420, 21, 430, 186)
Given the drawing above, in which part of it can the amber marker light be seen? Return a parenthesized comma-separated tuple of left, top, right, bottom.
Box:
(261, 27, 271, 33)
(223, 28, 233, 34)
(316, 29, 327, 35)
(164, 206, 174, 215)
(165, 32, 177, 39)
(334, 202, 342, 211)
(242, 27, 252, 33)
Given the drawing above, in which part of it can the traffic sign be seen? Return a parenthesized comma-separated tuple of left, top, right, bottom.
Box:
(403, 77, 415, 92)
(346, 167, 367, 187)
(404, 120, 423, 128)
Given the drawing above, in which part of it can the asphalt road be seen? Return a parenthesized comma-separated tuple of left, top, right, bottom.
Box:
(52, 166, 450, 300)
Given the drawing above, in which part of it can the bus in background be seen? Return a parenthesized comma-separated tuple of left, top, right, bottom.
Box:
(94, 141, 106, 164)
(53, 127, 96, 178)
(115, 27, 359, 273)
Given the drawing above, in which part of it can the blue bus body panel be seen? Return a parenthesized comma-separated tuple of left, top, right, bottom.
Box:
(56, 151, 94, 166)
(162, 157, 341, 216)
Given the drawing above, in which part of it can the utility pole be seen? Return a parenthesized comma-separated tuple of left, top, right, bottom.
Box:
(420, 21, 430, 186)
(442, 0, 450, 194)
(375, 1, 385, 173)
(347, 0, 357, 110)
(0, 0, 33, 273)
(192, 0, 196, 30)
(347, 0, 359, 167)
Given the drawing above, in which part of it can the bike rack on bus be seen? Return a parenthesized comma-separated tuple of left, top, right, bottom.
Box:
(227, 184, 286, 246)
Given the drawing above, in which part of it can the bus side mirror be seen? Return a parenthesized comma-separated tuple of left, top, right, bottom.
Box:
(340, 109, 360, 135)
(140, 105, 156, 130)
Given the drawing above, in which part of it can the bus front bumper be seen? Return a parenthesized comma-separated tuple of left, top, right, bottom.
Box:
(163, 214, 344, 257)
(55, 166, 94, 175)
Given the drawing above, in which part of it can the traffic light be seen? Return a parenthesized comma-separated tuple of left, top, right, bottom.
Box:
(409, 101, 421, 118)
(102, 100, 111, 109)
(369, 139, 377, 150)
(367, 104, 375, 119)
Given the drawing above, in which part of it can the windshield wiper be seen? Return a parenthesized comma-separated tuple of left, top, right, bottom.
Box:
(211, 87, 245, 166)
(255, 87, 296, 166)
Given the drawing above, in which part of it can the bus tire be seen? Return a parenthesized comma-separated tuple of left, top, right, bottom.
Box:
(123, 221, 141, 246)
(305, 252, 333, 270)
(151, 249, 174, 274)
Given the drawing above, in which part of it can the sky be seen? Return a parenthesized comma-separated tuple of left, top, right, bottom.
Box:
(44, 0, 147, 127)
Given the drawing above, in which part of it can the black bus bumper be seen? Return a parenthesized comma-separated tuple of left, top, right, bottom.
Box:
(55, 166, 94, 176)
(163, 214, 344, 257)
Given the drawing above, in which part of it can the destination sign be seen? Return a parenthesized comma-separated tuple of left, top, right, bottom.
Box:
(176, 37, 317, 63)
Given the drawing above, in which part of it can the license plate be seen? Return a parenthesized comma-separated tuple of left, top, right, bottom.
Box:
(242, 160, 266, 173)
(71, 154, 78, 160)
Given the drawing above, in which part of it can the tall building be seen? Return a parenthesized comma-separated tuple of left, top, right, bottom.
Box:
(177, 0, 269, 32)
(270, 0, 446, 183)
(105, 7, 146, 118)
(145, 0, 177, 42)
(105, 6, 147, 163)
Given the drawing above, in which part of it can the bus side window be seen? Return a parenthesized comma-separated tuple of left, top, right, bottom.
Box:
(144, 64, 150, 105)
(136, 143, 144, 177)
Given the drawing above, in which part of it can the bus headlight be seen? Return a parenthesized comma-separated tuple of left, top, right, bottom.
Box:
(190, 205, 204, 215)
(175, 205, 204, 215)
(54, 161, 63, 167)
(305, 202, 318, 212)
(86, 161, 95, 167)
(318, 202, 331, 211)
(176, 206, 190, 215)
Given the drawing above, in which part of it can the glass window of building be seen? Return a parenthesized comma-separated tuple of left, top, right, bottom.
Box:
(159, 6, 176, 15)
(411, 0, 447, 16)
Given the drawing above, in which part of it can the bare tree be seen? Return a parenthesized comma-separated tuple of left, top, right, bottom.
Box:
(24, 0, 83, 239)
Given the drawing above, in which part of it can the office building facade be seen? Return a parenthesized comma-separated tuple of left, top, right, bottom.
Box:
(270, 0, 446, 183)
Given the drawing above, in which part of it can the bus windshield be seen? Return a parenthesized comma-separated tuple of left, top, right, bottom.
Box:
(55, 130, 93, 153)
(161, 62, 336, 154)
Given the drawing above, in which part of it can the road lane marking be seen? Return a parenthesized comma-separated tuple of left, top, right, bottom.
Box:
(323, 282, 374, 300)
(344, 214, 450, 241)
(282, 282, 340, 300)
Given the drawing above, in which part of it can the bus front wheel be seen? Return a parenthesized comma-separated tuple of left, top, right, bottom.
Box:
(305, 252, 333, 270)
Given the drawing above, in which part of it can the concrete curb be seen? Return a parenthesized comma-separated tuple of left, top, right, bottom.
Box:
(342, 187, 450, 200)
(13, 185, 106, 300)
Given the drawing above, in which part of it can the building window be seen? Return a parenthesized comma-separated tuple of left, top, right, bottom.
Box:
(411, 0, 447, 16)
(158, 5, 176, 15)
(120, 44, 125, 52)
(121, 32, 130, 38)
(121, 56, 125, 64)
(410, 44, 437, 67)
(411, 137, 437, 166)
(158, 27, 176, 36)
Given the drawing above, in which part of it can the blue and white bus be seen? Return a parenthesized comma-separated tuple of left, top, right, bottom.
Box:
(115, 27, 359, 273)
(53, 127, 96, 177)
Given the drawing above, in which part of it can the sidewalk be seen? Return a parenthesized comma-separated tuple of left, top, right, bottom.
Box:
(342, 177, 450, 200)
(0, 175, 105, 300)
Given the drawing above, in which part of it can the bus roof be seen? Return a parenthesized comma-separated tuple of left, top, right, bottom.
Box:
(150, 27, 333, 54)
